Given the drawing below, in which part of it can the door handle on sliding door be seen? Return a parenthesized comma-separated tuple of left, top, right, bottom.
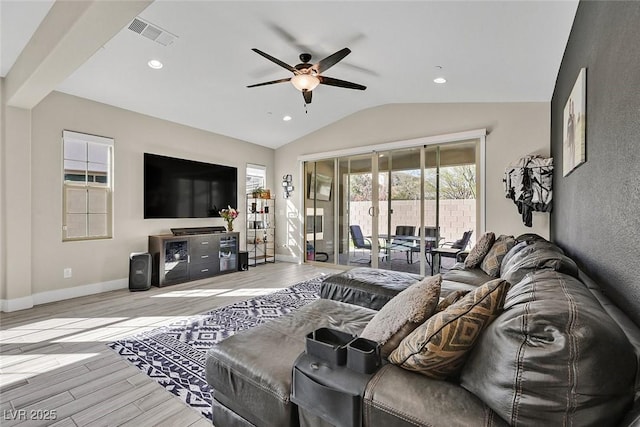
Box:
(368, 207, 375, 216)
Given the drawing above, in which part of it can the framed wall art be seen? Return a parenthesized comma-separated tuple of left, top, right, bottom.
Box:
(563, 67, 587, 177)
(307, 173, 332, 201)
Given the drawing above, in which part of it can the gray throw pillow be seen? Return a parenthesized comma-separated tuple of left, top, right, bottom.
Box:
(360, 275, 442, 358)
(464, 232, 496, 268)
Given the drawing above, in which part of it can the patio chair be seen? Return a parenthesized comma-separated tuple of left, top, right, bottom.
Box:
(389, 225, 416, 262)
(349, 225, 387, 263)
(432, 230, 474, 272)
(441, 230, 474, 251)
(408, 226, 440, 265)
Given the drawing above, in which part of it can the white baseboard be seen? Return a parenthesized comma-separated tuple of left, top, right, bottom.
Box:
(1, 278, 128, 313)
(0, 295, 34, 312)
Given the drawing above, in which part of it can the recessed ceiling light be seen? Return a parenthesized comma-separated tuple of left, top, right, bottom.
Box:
(148, 59, 163, 69)
(434, 77, 447, 84)
(283, 115, 292, 121)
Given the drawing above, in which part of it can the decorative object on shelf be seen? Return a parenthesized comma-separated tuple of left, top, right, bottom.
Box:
(504, 155, 553, 227)
(251, 187, 271, 199)
(563, 68, 587, 177)
(219, 206, 239, 232)
(282, 174, 294, 198)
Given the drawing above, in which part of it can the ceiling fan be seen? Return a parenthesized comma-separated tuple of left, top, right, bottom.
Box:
(247, 47, 366, 104)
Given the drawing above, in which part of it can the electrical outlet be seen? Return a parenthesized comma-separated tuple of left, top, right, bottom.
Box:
(63, 268, 72, 278)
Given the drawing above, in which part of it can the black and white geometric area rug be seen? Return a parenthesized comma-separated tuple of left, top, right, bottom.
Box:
(109, 277, 322, 421)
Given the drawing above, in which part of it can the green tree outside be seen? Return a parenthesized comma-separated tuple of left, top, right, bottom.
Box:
(349, 165, 475, 201)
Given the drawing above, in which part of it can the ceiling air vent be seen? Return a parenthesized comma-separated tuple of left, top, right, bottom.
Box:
(127, 17, 177, 47)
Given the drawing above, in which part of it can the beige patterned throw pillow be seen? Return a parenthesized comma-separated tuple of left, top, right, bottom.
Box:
(360, 275, 442, 358)
(481, 235, 516, 277)
(388, 278, 509, 380)
(464, 232, 495, 268)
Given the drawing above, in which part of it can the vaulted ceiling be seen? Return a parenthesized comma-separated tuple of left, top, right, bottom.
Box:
(1, 1, 579, 148)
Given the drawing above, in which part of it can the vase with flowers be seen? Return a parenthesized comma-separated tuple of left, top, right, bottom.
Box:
(219, 206, 238, 232)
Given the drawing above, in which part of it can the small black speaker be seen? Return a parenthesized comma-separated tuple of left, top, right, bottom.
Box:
(238, 251, 249, 271)
(129, 252, 152, 291)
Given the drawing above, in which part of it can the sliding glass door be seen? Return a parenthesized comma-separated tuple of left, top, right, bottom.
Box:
(377, 148, 422, 272)
(305, 160, 335, 263)
(304, 138, 479, 275)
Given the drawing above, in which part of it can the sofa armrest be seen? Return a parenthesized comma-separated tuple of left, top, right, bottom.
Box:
(363, 365, 507, 427)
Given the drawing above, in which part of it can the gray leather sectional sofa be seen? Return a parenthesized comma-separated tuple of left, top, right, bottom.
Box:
(205, 236, 640, 426)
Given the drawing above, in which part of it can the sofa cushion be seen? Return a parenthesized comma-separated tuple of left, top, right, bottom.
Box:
(442, 267, 495, 287)
(361, 275, 441, 358)
(464, 232, 495, 268)
(205, 299, 375, 427)
(388, 278, 509, 380)
(320, 267, 422, 310)
(498, 240, 528, 277)
(362, 364, 509, 427)
(500, 241, 579, 284)
(460, 270, 637, 426)
(480, 235, 516, 277)
(515, 232, 548, 243)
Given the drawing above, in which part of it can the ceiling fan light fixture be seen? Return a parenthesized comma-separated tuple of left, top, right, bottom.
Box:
(434, 77, 447, 84)
(291, 74, 320, 92)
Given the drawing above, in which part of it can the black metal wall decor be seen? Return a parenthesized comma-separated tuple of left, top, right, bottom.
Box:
(504, 155, 553, 227)
(282, 174, 294, 198)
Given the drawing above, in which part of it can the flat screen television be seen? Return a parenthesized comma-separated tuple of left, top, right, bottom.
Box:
(144, 153, 237, 219)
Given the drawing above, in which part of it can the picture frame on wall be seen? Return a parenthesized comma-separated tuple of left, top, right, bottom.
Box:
(563, 67, 587, 177)
(307, 173, 332, 201)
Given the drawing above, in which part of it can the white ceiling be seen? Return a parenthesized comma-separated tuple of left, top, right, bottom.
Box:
(2, 1, 578, 149)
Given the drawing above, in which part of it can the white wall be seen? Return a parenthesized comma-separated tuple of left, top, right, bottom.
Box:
(1, 91, 274, 310)
(0, 78, 6, 301)
(275, 103, 551, 262)
(1, 95, 551, 309)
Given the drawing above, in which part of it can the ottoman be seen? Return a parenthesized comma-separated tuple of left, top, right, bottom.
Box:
(320, 268, 423, 310)
(205, 299, 375, 427)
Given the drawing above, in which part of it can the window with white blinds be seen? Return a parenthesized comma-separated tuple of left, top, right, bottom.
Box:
(62, 130, 113, 241)
(246, 163, 266, 194)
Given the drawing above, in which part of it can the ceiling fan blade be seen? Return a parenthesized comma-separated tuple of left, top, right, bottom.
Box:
(247, 78, 291, 88)
(251, 48, 298, 74)
(314, 48, 351, 74)
(303, 90, 312, 104)
(319, 76, 366, 90)
(266, 23, 313, 57)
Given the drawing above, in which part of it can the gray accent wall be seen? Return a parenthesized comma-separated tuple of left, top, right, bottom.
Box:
(551, 1, 640, 326)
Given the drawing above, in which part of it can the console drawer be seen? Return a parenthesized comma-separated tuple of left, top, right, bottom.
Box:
(190, 236, 217, 257)
(190, 265, 216, 280)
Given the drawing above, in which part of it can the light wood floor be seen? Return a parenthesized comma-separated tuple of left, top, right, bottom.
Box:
(0, 262, 341, 427)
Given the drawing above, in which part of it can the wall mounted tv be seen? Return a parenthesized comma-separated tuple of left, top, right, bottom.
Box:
(144, 153, 237, 219)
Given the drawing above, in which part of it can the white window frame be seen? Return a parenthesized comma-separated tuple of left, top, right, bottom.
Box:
(246, 163, 266, 194)
(62, 130, 114, 241)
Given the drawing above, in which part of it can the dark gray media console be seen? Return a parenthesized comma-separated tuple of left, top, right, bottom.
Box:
(148, 231, 239, 287)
